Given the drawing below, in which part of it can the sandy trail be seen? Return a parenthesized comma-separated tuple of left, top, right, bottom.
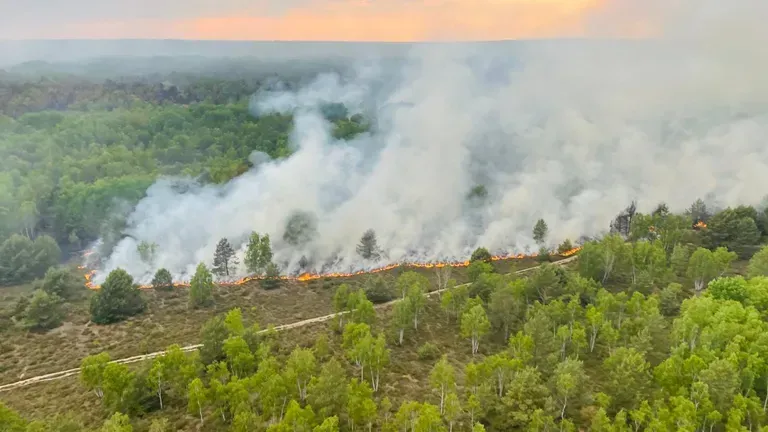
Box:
(0, 255, 578, 392)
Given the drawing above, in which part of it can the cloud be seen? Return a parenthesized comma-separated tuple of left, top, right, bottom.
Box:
(0, 0, 599, 40)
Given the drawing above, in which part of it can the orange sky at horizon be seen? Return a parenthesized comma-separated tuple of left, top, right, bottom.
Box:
(43, 0, 625, 42)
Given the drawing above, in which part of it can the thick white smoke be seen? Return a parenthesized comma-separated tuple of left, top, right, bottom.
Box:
(93, 0, 768, 283)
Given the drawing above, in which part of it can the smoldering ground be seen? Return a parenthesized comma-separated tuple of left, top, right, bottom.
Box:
(92, 0, 768, 283)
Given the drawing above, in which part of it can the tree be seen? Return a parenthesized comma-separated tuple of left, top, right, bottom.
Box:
(262, 262, 281, 290)
(22, 289, 64, 331)
(90, 269, 146, 324)
(429, 355, 456, 414)
(199, 315, 228, 364)
(101, 362, 136, 413)
(245, 232, 272, 274)
(533, 218, 549, 245)
(602, 347, 650, 411)
(440, 284, 468, 322)
(212, 238, 237, 277)
(551, 358, 587, 420)
(283, 210, 318, 247)
(396, 271, 429, 300)
(405, 283, 426, 330)
(187, 378, 207, 424)
(100, 412, 132, 432)
(368, 333, 389, 392)
(286, 347, 317, 402)
(81, 352, 111, 400)
(488, 280, 525, 340)
(151, 268, 173, 291)
(392, 301, 413, 345)
(748, 245, 768, 278)
(313, 416, 340, 432)
(443, 392, 461, 432)
(434, 266, 452, 295)
(0, 402, 25, 432)
(136, 241, 157, 265)
(461, 304, 490, 356)
(189, 263, 214, 308)
(333, 284, 350, 329)
(347, 379, 377, 431)
(357, 229, 380, 260)
(470, 247, 492, 263)
(467, 260, 493, 284)
(40, 266, 81, 300)
(362, 274, 394, 303)
(670, 244, 690, 277)
(687, 248, 722, 294)
(557, 239, 574, 255)
(308, 358, 348, 418)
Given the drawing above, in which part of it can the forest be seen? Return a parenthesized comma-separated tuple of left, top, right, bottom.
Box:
(3, 197, 768, 431)
(0, 68, 367, 285)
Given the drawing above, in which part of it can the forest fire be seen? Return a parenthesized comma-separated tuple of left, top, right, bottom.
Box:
(80, 246, 582, 290)
(694, 220, 707, 229)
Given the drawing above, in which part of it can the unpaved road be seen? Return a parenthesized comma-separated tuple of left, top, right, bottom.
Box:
(0, 255, 577, 393)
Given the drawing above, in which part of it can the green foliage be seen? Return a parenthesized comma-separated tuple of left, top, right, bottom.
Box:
(0, 234, 60, 285)
(244, 232, 273, 275)
(467, 260, 493, 283)
(748, 245, 768, 278)
(199, 315, 228, 365)
(188, 263, 214, 308)
(470, 247, 492, 263)
(705, 207, 762, 257)
(40, 266, 82, 300)
(659, 283, 684, 316)
(261, 262, 282, 290)
(417, 342, 441, 361)
(90, 269, 146, 324)
(21, 289, 64, 330)
(151, 268, 173, 291)
(362, 275, 394, 303)
(557, 239, 574, 254)
(0, 402, 26, 432)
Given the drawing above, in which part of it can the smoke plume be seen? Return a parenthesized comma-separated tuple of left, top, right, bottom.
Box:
(93, 0, 768, 283)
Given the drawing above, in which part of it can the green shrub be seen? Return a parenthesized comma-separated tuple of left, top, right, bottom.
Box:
(418, 342, 441, 361)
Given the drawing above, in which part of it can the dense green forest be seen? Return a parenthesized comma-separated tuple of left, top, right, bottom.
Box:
(4, 201, 768, 431)
(0, 72, 366, 285)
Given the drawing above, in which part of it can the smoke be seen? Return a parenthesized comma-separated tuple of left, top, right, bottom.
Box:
(93, 0, 768, 283)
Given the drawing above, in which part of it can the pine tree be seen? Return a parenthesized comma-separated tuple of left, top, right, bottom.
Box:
(356, 229, 380, 260)
(533, 219, 549, 246)
(151, 268, 173, 291)
(212, 238, 237, 277)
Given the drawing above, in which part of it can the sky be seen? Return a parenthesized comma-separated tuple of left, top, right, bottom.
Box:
(0, 0, 622, 41)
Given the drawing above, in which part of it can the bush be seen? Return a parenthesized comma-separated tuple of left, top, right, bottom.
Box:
(261, 263, 281, 290)
(418, 342, 441, 361)
(467, 260, 493, 283)
(537, 246, 552, 263)
(151, 268, 174, 291)
(363, 275, 395, 304)
(557, 239, 574, 255)
(40, 266, 82, 300)
(22, 290, 64, 331)
(90, 269, 146, 324)
(470, 247, 492, 263)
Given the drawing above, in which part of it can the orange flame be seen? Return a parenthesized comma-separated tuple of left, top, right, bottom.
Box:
(81, 246, 582, 290)
(694, 220, 707, 229)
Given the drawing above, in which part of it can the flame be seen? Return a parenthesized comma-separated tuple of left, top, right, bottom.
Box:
(80, 246, 582, 290)
(694, 220, 707, 229)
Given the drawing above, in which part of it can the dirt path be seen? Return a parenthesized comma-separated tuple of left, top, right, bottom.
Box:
(0, 255, 577, 393)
